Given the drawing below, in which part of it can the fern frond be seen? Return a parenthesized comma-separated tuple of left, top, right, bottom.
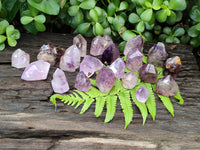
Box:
(74, 90, 89, 99)
(75, 99, 85, 109)
(134, 71, 141, 83)
(109, 78, 125, 95)
(143, 55, 147, 64)
(174, 90, 184, 105)
(118, 91, 133, 129)
(124, 67, 131, 73)
(80, 98, 95, 114)
(155, 66, 164, 79)
(158, 94, 174, 117)
(66, 94, 76, 105)
(104, 95, 117, 123)
(86, 86, 107, 98)
(94, 96, 106, 117)
(90, 78, 97, 86)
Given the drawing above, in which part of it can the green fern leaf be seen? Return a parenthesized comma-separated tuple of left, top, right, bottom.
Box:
(109, 78, 125, 95)
(174, 90, 184, 105)
(86, 86, 107, 98)
(143, 55, 147, 64)
(155, 66, 164, 79)
(90, 78, 97, 86)
(94, 96, 106, 117)
(71, 93, 82, 106)
(74, 90, 90, 99)
(118, 91, 133, 129)
(50, 94, 64, 111)
(158, 94, 174, 117)
(66, 94, 76, 105)
(80, 98, 95, 114)
(104, 95, 117, 123)
(134, 71, 141, 83)
(124, 67, 131, 73)
(75, 99, 85, 109)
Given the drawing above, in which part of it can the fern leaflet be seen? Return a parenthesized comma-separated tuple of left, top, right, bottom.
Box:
(104, 95, 117, 123)
(158, 94, 174, 117)
(80, 98, 95, 114)
(94, 96, 106, 117)
(75, 99, 85, 109)
(155, 66, 164, 79)
(109, 78, 125, 95)
(143, 55, 147, 64)
(174, 90, 184, 105)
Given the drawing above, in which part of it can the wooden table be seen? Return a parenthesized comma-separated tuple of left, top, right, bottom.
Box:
(0, 33, 200, 150)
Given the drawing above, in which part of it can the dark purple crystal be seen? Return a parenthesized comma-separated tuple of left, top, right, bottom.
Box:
(75, 71, 91, 92)
(139, 64, 158, 83)
(165, 56, 182, 77)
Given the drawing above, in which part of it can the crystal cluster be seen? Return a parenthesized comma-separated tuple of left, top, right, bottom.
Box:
(166, 56, 182, 77)
(122, 72, 137, 89)
(110, 58, 125, 79)
(136, 86, 150, 103)
(12, 49, 30, 68)
(75, 71, 91, 92)
(73, 34, 87, 57)
(139, 64, 158, 83)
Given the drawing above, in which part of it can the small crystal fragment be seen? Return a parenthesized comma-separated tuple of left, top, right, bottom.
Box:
(73, 34, 87, 57)
(80, 55, 103, 77)
(126, 48, 143, 71)
(11, 49, 30, 68)
(139, 64, 158, 83)
(75, 71, 91, 92)
(156, 75, 179, 96)
(148, 42, 168, 67)
(21, 60, 50, 81)
(96, 66, 116, 92)
(59, 45, 80, 72)
(103, 35, 114, 48)
(51, 68, 69, 94)
(123, 35, 144, 56)
(122, 72, 137, 89)
(110, 58, 125, 79)
(135, 86, 150, 103)
(102, 44, 120, 65)
(166, 56, 182, 77)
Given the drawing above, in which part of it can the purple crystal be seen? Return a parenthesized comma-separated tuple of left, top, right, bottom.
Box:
(122, 72, 137, 89)
(59, 45, 80, 72)
(96, 66, 116, 92)
(148, 42, 168, 67)
(110, 58, 125, 79)
(102, 44, 120, 65)
(75, 71, 91, 92)
(90, 36, 106, 56)
(135, 86, 150, 103)
(21, 60, 50, 81)
(126, 48, 143, 71)
(166, 56, 182, 77)
(51, 68, 69, 94)
(12, 49, 30, 68)
(123, 35, 144, 56)
(156, 75, 179, 96)
(139, 64, 158, 83)
(73, 34, 87, 57)
(80, 55, 103, 77)
(103, 35, 114, 48)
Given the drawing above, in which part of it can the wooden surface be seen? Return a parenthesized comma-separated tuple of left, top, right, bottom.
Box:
(0, 33, 200, 150)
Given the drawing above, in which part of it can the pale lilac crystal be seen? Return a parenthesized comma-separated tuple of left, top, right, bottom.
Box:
(73, 34, 87, 57)
(103, 35, 114, 48)
(135, 86, 150, 103)
(11, 49, 30, 68)
(148, 42, 168, 67)
(96, 66, 116, 92)
(75, 71, 91, 92)
(80, 55, 103, 77)
(122, 72, 137, 89)
(90, 36, 106, 56)
(21, 60, 50, 81)
(59, 45, 80, 72)
(165, 56, 182, 77)
(156, 75, 179, 96)
(110, 58, 125, 79)
(51, 68, 69, 94)
(139, 64, 158, 83)
(123, 35, 144, 56)
(126, 48, 143, 71)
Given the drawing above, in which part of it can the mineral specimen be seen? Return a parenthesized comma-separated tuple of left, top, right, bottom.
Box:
(156, 75, 179, 96)
(126, 48, 143, 71)
(122, 72, 137, 89)
(51, 68, 69, 94)
(139, 64, 158, 83)
(79, 55, 103, 77)
(73, 34, 87, 57)
(135, 86, 150, 103)
(110, 58, 125, 79)
(96, 66, 116, 92)
(166, 56, 182, 77)
(147, 42, 168, 67)
(103, 35, 114, 48)
(11, 49, 30, 68)
(21, 60, 50, 81)
(123, 35, 144, 56)
(75, 71, 91, 92)
(59, 45, 80, 72)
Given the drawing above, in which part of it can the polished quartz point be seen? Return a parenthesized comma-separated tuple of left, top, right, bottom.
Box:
(110, 58, 125, 79)
(122, 72, 137, 89)
(135, 86, 150, 103)
(73, 34, 87, 57)
(139, 64, 158, 83)
(12, 49, 30, 68)
(166, 56, 182, 77)
(75, 71, 91, 92)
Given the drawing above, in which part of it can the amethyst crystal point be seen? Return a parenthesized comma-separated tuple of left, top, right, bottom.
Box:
(110, 58, 125, 79)
(166, 56, 182, 77)
(51, 68, 69, 94)
(103, 35, 114, 48)
(73, 34, 87, 57)
(90, 36, 106, 56)
(102, 44, 120, 65)
(80, 55, 103, 77)
(139, 64, 158, 83)
(156, 75, 179, 96)
(135, 86, 150, 103)
(21, 60, 50, 81)
(126, 48, 143, 71)
(75, 71, 91, 92)
(122, 72, 137, 89)
(12, 49, 30, 68)
(59, 45, 80, 72)
(148, 42, 168, 67)
(123, 35, 144, 56)
(96, 66, 116, 92)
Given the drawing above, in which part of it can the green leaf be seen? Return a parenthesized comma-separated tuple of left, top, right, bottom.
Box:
(80, 98, 95, 114)
(121, 30, 136, 41)
(89, 9, 98, 22)
(156, 9, 167, 23)
(174, 90, 184, 104)
(7, 37, 17, 47)
(107, 2, 116, 16)
(136, 21, 145, 33)
(145, 22, 154, 30)
(118, 1, 128, 11)
(0, 43, 5, 51)
(109, 79, 125, 95)
(165, 36, 174, 43)
(77, 22, 90, 34)
(0, 35, 6, 44)
(118, 41, 126, 53)
(104, 27, 111, 36)
(21, 16, 33, 25)
(159, 34, 168, 41)
(23, 22, 38, 35)
(113, 0, 120, 8)
(94, 23, 104, 35)
(167, 10, 176, 25)
(195, 23, 200, 31)
(107, 16, 114, 24)
(70, 10, 84, 28)
(180, 35, 190, 44)
(158, 94, 174, 117)
(173, 27, 185, 37)
(35, 22, 46, 32)
(118, 91, 133, 129)
(28, 5, 39, 16)
(152, 0, 163, 10)
(169, 0, 187, 11)
(10, 29, 20, 40)
(34, 15, 46, 24)
(143, 55, 148, 64)
(68, 5, 79, 16)
(70, 0, 80, 5)
(79, 0, 96, 10)
(113, 16, 125, 31)
(104, 95, 117, 123)
(0, 1, 2, 11)
(94, 97, 106, 117)
(189, 6, 200, 22)
(163, 27, 171, 35)
(188, 26, 199, 38)
(143, 32, 153, 42)
(190, 36, 200, 48)
(6, 25, 15, 37)
(140, 9, 153, 22)
(0, 20, 9, 34)
(128, 13, 140, 24)
(94, 7, 107, 23)
(176, 11, 183, 22)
